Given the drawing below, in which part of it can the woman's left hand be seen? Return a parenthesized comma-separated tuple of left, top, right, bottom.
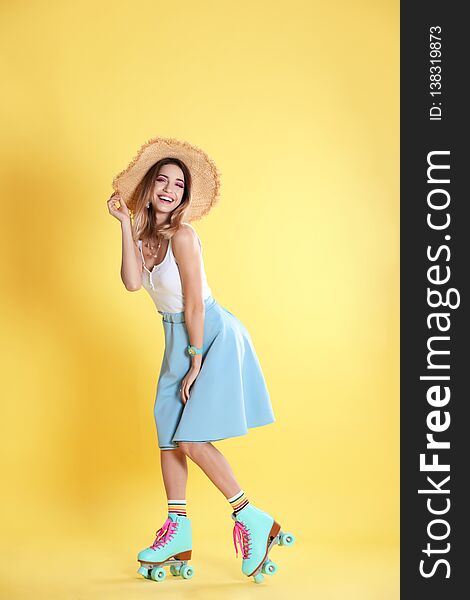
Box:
(180, 365, 201, 404)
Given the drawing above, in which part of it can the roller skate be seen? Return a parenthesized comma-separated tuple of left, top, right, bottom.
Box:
(137, 513, 194, 582)
(232, 504, 295, 583)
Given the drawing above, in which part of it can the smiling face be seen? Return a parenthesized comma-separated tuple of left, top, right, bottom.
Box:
(152, 163, 185, 214)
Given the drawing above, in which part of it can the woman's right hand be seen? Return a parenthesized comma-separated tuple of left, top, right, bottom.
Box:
(107, 191, 130, 223)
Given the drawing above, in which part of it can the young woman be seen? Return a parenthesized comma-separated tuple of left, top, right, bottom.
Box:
(107, 137, 295, 583)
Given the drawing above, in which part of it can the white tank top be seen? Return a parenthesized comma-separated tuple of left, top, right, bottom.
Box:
(138, 223, 212, 314)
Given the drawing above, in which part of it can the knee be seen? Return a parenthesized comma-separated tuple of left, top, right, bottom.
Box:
(178, 441, 208, 458)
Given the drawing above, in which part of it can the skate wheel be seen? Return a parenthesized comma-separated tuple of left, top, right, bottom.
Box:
(170, 564, 181, 576)
(137, 565, 149, 578)
(150, 566, 166, 581)
(261, 560, 278, 575)
(181, 564, 195, 579)
(279, 532, 295, 546)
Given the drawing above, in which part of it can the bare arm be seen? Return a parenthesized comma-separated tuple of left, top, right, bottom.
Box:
(172, 225, 205, 371)
(107, 192, 142, 291)
(120, 218, 143, 291)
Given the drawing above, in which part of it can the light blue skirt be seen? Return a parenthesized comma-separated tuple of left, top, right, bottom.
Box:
(153, 295, 275, 449)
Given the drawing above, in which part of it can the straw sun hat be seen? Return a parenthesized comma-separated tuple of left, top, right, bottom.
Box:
(111, 136, 222, 222)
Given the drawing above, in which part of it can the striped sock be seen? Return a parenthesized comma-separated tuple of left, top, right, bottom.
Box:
(227, 490, 250, 515)
(168, 499, 187, 517)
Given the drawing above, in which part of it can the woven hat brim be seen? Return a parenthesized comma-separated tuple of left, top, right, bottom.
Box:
(112, 136, 221, 222)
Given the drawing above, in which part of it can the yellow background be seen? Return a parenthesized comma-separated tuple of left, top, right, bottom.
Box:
(0, 0, 399, 598)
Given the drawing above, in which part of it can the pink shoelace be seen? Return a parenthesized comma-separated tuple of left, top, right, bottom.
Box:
(233, 521, 252, 559)
(151, 517, 178, 551)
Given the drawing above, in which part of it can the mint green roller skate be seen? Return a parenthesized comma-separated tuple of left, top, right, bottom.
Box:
(137, 513, 194, 582)
(232, 504, 295, 583)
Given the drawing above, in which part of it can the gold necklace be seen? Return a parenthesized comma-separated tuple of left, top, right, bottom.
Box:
(144, 235, 164, 260)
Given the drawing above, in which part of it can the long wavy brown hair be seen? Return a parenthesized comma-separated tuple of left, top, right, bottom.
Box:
(130, 158, 192, 244)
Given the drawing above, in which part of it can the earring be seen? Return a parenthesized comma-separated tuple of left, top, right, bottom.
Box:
(146, 203, 150, 208)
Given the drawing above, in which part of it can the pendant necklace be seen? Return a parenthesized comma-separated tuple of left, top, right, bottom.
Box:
(144, 236, 164, 269)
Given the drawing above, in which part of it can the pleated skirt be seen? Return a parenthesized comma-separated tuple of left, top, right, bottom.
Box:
(153, 295, 275, 449)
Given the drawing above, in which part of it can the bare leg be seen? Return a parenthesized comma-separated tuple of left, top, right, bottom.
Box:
(160, 448, 188, 499)
(178, 442, 242, 499)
